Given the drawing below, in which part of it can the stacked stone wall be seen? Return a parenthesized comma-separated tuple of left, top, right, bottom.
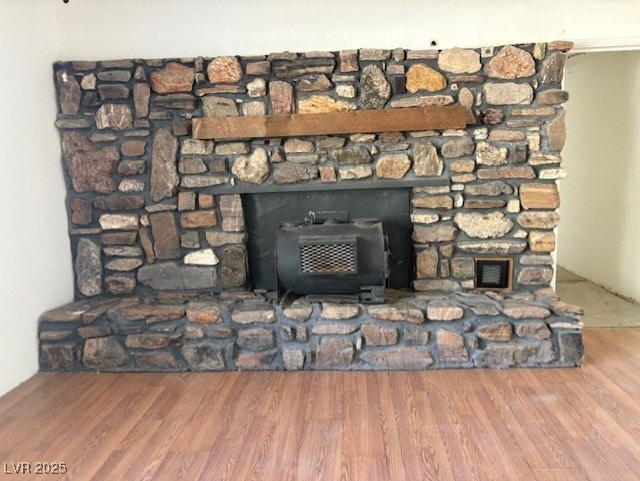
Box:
(42, 41, 583, 371)
(54, 42, 572, 297)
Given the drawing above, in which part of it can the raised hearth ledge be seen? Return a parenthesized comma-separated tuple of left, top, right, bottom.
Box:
(39, 289, 584, 372)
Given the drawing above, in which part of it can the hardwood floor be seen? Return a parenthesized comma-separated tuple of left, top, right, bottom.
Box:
(1, 328, 639, 481)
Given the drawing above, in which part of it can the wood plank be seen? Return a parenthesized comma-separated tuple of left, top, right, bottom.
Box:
(192, 106, 469, 140)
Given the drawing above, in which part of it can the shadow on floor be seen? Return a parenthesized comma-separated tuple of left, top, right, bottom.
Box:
(556, 266, 640, 328)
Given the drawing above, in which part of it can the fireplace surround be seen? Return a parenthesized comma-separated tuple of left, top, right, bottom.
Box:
(39, 41, 584, 371)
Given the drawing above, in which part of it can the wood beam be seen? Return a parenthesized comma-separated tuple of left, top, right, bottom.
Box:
(192, 106, 469, 140)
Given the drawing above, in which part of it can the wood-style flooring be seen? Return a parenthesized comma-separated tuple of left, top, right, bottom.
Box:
(1, 328, 639, 481)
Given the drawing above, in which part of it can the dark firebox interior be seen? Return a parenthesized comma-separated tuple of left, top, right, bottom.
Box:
(243, 189, 412, 291)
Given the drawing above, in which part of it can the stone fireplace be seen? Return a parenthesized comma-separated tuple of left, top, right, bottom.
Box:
(39, 41, 584, 371)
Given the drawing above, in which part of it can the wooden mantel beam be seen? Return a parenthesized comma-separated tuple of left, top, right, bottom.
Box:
(192, 106, 470, 141)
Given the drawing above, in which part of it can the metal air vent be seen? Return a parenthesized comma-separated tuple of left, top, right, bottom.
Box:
(475, 258, 512, 290)
(300, 241, 357, 274)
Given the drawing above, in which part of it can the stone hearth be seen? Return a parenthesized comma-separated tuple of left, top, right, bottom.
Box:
(40, 40, 584, 370)
(40, 289, 583, 371)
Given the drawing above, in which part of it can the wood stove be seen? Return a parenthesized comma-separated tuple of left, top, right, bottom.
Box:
(275, 218, 389, 303)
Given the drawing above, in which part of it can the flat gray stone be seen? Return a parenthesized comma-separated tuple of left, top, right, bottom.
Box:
(76, 238, 102, 297)
(150, 128, 179, 202)
(360, 348, 433, 370)
(83, 336, 128, 369)
(181, 343, 225, 371)
(137, 262, 216, 290)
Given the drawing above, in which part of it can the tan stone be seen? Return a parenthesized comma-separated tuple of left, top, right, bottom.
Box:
(546, 111, 566, 151)
(451, 159, 475, 174)
(321, 303, 360, 320)
(338, 165, 372, 180)
(477, 323, 513, 342)
(502, 302, 550, 319)
(438, 48, 481, 74)
(485, 45, 535, 79)
(412, 196, 453, 210)
(454, 211, 513, 239)
(231, 308, 276, 324)
(360, 348, 433, 369)
(367, 305, 424, 324)
(99, 214, 138, 230)
(514, 321, 552, 340)
(483, 82, 533, 105)
(517, 267, 554, 285)
(520, 183, 560, 210)
(298, 74, 333, 92)
(242, 101, 266, 116)
(517, 211, 560, 229)
(339, 50, 359, 72)
(536, 89, 569, 105)
(406, 64, 447, 93)
(231, 148, 270, 184)
(416, 247, 438, 279)
(548, 40, 574, 52)
(312, 324, 358, 335)
(316, 338, 353, 367)
(427, 304, 464, 321)
(412, 225, 458, 243)
(207, 56, 243, 83)
(186, 302, 222, 324)
(283, 138, 314, 153)
(269, 80, 294, 114)
(298, 95, 356, 114)
(488, 130, 525, 142)
(202, 96, 239, 117)
(476, 141, 508, 166)
(184, 248, 219, 266)
(362, 324, 398, 346)
(529, 231, 556, 253)
(319, 166, 337, 182)
(477, 166, 535, 180)
(273, 165, 319, 183)
(413, 142, 443, 176)
(436, 329, 469, 362)
(375, 154, 411, 179)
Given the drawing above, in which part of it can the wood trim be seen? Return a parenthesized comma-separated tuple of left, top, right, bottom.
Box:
(192, 106, 469, 141)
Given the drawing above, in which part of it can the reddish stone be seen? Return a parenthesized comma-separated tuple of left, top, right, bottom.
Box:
(70, 198, 92, 225)
(121, 140, 147, 157)
(180, 211, 217, 229)
(150, 62, 195, 94)
(150, 212, 180, 260)
(269, 80, 294, 114)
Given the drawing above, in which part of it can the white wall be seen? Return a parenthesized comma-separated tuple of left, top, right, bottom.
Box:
(54, 0, 640, 60)
(558, 51, 640, 302)
(0, 1, 73, 396)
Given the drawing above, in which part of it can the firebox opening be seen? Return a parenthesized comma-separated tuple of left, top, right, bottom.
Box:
(244, 189, 412, 293)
